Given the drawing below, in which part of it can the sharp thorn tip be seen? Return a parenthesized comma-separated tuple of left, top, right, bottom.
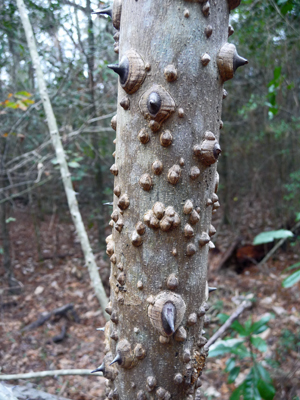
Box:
(109, 353, 122, 366)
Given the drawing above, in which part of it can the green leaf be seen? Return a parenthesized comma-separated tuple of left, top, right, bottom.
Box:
(257, 379, 276, 400)
(0, 247, 3, 255)
(250, 314, 273, 334)
(244, 318, 253, 333)
(231, 320, 248, 336)
(256, 363, 272, 383)
(5, 217, 16, 223)
(15, 91, 32, 97)
(255, 324, 269, 335)
(253, 230, 293, 245)
(273, 66, 282, 81)
(68, 161, 81, 168)
(283, 262, 300, 273)
(208, 339, 244, 358)
(51, 158, 58, 165)
(251, 336, 268, 352)
(228, 366, 241, 384)
(280, 2, 293, 14)
(282, 269, 300, 288)
(243, 368, 261, 400)
(217, 313, 230, 323)
(230, 343, 251, 359)
(230, 383, 244, 400)
(225, 357, 236, 372)
(4, 101, 18, 109)
(268, 84, 275, 93)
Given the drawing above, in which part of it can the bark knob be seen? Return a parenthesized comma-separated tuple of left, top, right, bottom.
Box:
(148, 291, 186, 337)
(217, 43, 248, 82)
(108, 50, 146, 94)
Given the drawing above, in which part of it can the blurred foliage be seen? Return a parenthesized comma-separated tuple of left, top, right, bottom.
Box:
(209, 313, 276, 400)
(0, 0, 299, 245)
(0, 0, 118, 246)
(276, 328, 300, 361)
(221, 0, 300, 232)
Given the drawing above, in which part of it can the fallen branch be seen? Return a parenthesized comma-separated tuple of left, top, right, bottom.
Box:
(51, 323, 67, 343)
(0, 369, 104, 380)
(22, 304, 74, 332)
(0, 382, 70, 400)
(204, 300, 252, 350)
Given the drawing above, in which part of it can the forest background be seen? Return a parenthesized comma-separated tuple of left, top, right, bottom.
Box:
(0, 0, 300, 399)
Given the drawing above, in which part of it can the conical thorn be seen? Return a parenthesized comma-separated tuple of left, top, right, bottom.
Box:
(107, 64, 126, 83)
(107, 57, 129, 85)
(162, 301, 176, 335)
(209, 287, 217, 293)
(233, 54, 248, 72)
(147, 92, 161, 115)
(213, 143, 222, 159)
(91, 362, 105, 374)
(92, 7, 112, 17)
(110, 352, 122, 366)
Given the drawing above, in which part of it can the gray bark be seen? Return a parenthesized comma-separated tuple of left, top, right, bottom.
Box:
(98, 0, 247, 399)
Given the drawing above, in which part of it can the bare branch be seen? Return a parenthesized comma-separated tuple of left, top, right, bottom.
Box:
(204, 300, 252, 350)
(60, 0, 87, 13)
(16, 0, 109, 319)
(0, 369, 104, 380)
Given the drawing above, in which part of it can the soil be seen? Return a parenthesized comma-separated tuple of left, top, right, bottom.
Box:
(1, 207, 300, 400)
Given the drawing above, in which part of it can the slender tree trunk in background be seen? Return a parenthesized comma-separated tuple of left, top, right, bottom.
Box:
(8, 37, 17, 91)
(87, 0, 106, 248)
(100, 0, 247, 399)
(0, 138, 15, 288)
(0, 189, 13, 286)
(16, 0, 109, 318)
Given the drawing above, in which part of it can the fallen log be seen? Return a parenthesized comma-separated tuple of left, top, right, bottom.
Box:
(22, 304, 76, 332)
(0, 369, 104, 380)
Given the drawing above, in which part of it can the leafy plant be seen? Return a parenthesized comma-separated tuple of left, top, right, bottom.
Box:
(276, 328, 300, 361)
(0, 91, 34, 111)
(208, 314, 276, 400)
(253, 229, 293, 245)
(282, 261, 300, 288)
(266, 67, 283, 119)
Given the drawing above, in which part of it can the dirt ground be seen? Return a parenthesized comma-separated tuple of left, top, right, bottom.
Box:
(0, 207, 300, 400)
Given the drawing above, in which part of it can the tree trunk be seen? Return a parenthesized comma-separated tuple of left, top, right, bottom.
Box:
(98, 1, 248, 399)
(0, 191, 13, 286)
(0, 139, 15, 289)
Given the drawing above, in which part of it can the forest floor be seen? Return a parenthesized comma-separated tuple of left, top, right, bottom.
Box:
(0, 208, 300, 400)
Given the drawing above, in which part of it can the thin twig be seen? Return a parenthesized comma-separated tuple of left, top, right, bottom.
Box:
(204, 300, 252, 350)
(0, 369, 104, 380)
(16, 0, 109, 319)
(87, 111, 116, 124)
(0, 178, 52, 205)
